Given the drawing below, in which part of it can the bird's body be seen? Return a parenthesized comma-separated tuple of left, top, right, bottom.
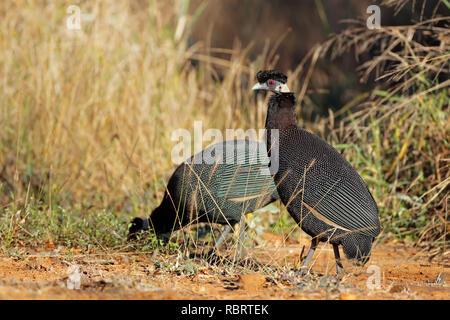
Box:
(268, 94, 379, 262)
(150, 139, 278, 234)
(129, 139, 278, 256)
(253, 70, 380, 272)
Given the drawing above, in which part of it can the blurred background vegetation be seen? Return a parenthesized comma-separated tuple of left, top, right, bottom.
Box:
(0, 0, 448, 256)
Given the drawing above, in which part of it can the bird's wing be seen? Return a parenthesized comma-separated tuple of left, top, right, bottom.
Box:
(304, 175, 380, 238)
(212, 140, 277, 202)
(217, 162, 277, 202)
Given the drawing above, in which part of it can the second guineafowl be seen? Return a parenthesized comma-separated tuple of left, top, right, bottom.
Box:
(128, 139, 279, 260)
(252, 70, 380, 274)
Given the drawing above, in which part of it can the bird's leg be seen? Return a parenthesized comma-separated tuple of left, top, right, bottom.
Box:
(333, 243, 344, 276)
(215, 224, 232, 250)
(296, 238, 318, 276)
(233, 214, 246, 264)
(205, 224, 232, 260)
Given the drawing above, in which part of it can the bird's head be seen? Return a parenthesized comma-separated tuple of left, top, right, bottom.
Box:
(127, 217, 149, 241)
(127, 206, 173, 243)
(252, 70, 290, 93)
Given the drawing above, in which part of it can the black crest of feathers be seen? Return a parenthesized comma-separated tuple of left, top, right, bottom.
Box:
(256, 70, 287, 84)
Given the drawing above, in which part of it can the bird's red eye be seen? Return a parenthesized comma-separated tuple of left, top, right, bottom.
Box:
(268, 80, 275, 86)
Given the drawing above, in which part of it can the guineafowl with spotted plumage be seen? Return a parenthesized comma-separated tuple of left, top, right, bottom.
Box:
(252, 70, 380, 274)
(128, 139, 279, 260)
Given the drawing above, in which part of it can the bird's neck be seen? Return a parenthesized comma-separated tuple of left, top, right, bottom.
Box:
(265, 107, 297, 130)
(264, 93, 297, 130)
(150, 200, 180, 234)
(264, 93, 297, 158)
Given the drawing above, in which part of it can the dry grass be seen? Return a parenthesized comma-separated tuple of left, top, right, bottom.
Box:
(0, 0, 299, 266)
(0, 0, 448, 262)
(0, 0, 269, 212)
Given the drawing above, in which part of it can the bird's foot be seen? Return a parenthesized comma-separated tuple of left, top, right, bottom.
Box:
(317, 274, 341, 288)
(335, 269, 346, 282)
(280, 268, 311, 283)
(294, 267, 311, 278)
(203, 249, 223, 264)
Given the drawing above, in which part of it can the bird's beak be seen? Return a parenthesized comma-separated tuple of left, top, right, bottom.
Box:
(252, 82, 269, 91)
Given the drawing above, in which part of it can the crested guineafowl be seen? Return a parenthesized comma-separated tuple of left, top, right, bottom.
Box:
(252, 70, 380, 274)
(128, 139, 279, 260)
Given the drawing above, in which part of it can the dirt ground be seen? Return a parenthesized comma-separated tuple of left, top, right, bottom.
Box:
(0, 235, 448, 300)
